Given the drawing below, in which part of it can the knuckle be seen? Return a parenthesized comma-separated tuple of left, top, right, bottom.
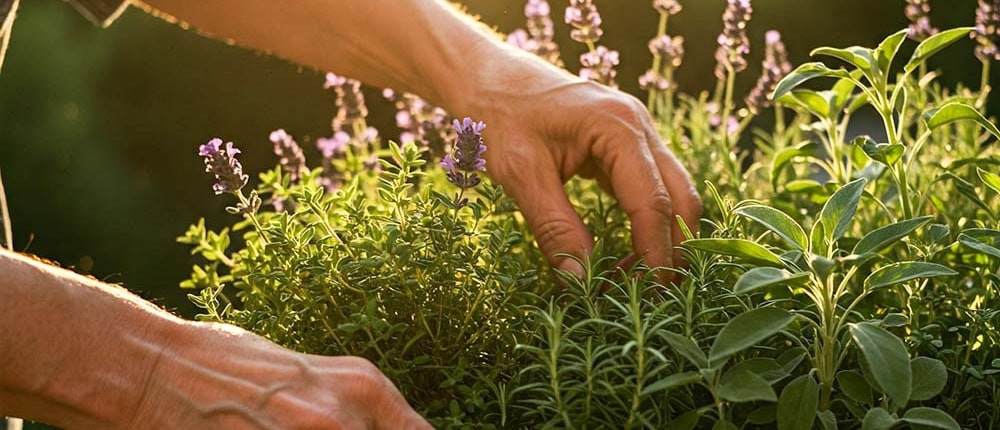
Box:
(646, 191, 674, 218)
(533, 217, 583, 258)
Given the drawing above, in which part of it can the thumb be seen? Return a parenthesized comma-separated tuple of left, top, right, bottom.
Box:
(494, 150, 593, 277)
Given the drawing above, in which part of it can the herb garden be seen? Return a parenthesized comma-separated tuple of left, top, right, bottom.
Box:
(181, 0, 1000, 428)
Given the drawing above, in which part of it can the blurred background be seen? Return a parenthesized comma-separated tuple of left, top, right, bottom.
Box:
(0, 0, 994, 322)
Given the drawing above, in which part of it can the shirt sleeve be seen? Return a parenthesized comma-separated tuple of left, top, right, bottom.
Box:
(66, 0, 130, 28)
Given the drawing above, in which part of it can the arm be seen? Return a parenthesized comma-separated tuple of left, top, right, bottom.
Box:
(0, 249, 429, 429)
(137, 0, 702, 275)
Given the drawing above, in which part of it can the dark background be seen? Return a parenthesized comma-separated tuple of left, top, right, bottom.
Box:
(0, 0, 994, 319)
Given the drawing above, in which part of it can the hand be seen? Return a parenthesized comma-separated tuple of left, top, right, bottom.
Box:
(128, 322, 431, 430)
(457, 48, 702, 279)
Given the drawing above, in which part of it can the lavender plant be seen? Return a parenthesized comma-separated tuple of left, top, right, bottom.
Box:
(180, 0, 1000, 428)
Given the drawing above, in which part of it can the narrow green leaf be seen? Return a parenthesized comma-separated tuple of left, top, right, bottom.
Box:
(736, 205, 808, 250)
(662, 331, 709, 369)
(959, 232, 1000, 259)
(772, 62, 851, 100)
(778, 90, 833, 119)
(820, 178, 868, 242)
(865, 262, 958, 290)
(862, 408, 899, 430)
(777, 375, 818, 430)
(923, 102, 1000, 140)
(875, 29, 909, 73)
(683, 238, 784, 267)
(642, 371, 702, 396)
(978, 167, 1000, 196)
(849, 323, 912, 405)
(910, 357, 948, 401)
(718, 370, 778, 403)
(710, 308, 795, 362)
(852, 216, 933, 256)
(837, 370, 873, 404)
(734, 267, 810, 295)
(905, 27, 976, 72)
(901, 407, 960, 430)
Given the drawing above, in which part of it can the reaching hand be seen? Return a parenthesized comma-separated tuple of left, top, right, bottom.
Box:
(129, 322, 431, 430)
(460, 50, 701, 279)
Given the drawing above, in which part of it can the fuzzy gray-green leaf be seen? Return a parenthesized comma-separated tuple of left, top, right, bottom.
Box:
(710, 308, 795, 362)
(852, 216, 933, 256)
(773, 62, 851, 100)
(777, 375, 818, 430)
(901, 408, 960, 430)
(905, 27, 975, 72)
(736, 205, 808, 250)
(923, 102, 1000, 140)
(849, 323, 911, 405)
(865, 262, 957, 290)
(683, 238, 784, 267)
(734, 267, 810, 295)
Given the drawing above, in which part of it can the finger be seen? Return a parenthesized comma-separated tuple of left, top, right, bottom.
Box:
(643, 129, 702, 267)
(591, 124, 675, 273)
(494, 145, 593, 277)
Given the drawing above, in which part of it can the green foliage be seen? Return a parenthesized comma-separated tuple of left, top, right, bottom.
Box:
(180, 20, 1000, 430)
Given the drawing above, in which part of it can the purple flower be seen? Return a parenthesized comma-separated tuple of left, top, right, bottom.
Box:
(974, 0, 1000, 62)
(384, 89, 453, 156)
(441, 118, 487, 190)
(199, 138, 249, 195)
(325, 72, 368, 132)
(509, 0, 561, 65)
(905, 0, 938, 41)
(714, 0, 753, 79)
(653, 0, 682, 15)
(639, 70, 671, 91)
(317, 132, 351, 159)
(746, 30, 792, 114)
(565, 0, 604, 44)
(579, 46, 620, 88)
(269, 129, 307, 183)
(507, 29, 539, 52)
(649, 34, 685, 68)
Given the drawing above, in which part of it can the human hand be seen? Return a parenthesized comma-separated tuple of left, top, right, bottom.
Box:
(452, 47, 701, 279)
(128, 322, 431, 430)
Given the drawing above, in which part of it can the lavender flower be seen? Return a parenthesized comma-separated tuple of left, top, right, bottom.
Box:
(441, 118, 487, 190)
(580, 46, 620, 88)
(565, 0, 604, 44)
(384, 89, 453, 156)
(199, 138, 249, 195)
(510, 1, 562, 65)
(746, 30, 792, 114)
(653, 0, 682, 15)
(714, 0, 753, 79)
(905, 0, 938, 41)
(269, 129, 307, 183)
(325, 72, 368, 132)
(639, 70, 671, 91)
(649, 35, 685, 68)
(974, 0, 1000, 62)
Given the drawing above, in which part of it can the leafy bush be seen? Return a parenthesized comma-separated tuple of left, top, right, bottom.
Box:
(181, 0, 1000, 428)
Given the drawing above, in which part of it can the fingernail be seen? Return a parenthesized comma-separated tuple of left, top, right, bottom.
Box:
(556, 259, 585, 279)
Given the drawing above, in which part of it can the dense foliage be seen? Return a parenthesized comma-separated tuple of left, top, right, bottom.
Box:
(181, 0, 1000, 428)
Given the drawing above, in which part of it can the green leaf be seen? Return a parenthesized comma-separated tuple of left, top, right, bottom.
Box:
(772, 142, 819, 188)
(862, 408, 899, 430)
(852, 216, 933, 256)
(923, 102, 1000, 140)
(736, 205, 808, 251)
(734, 267, 810, 295)
(668, 411, 702, 430)
(718, 370, 778, 403)
(905, 27, 976, 72)
(773, 62, 851, 100)
(959, 232, 1000, 259)
(818, 410, 838, 430)
(853, 136, 904, 166)
(837, 370, 873, 404)
(849, 323, 912, 405)
(875, 29, 909, 73)
(901, 407, 960, 430)
(865, 262, 958, 290)
(710, 308, 795, 362)
(910, 357, 948, 401)
(881, 313, 909, 327)
(642, 371, 702, 396)
(777, 375, 818, 430)
(728, 358, 790, 384)
(811, 46, 876, 74)
(778, 90, 833, 119)
(820, 178, 868, 242)
(683, 239, 784, 267)
(747, 406, 777, 425)
(978, 167, 1000, 196)
(662, 331, 709, 369)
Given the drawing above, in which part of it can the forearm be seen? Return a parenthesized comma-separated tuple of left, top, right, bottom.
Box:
(136, 0, 531, 114)
(0, 249, 184, 428)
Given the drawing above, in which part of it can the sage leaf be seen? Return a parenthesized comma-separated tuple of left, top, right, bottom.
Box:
(773, 62, 851, 100)
(820, 178, 868, 242)
(849, 323, 912, 405)
(710, 308, 795, 362)
(862, 408, 898, 430)
(736, 205, 808, 250)
(818, 410, 838, 430)
(683, 238, 784, 267)
(642, 371, 702, 396)
(905, 27, 976, 72)
(909, 357, 948, 401)
(875, 29, 909, 73)
(979, 167, 1000, 196)
(662, 331, 709, 369)
(837, 370, 873, 404)
(901, 407, 960, 430)
(734, 267, 810, 295)
(718, 370, 777, 403)
(923, 102, 1000, 140)
(865, 262, 958, 290)
(852, 216, 933, 256)
(777, 375, 818, 430)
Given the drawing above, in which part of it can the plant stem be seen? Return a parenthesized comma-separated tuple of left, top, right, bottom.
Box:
(646, 12, 669, 112)
(0, 167, 12, 251)
(979, 59, 992, 109)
